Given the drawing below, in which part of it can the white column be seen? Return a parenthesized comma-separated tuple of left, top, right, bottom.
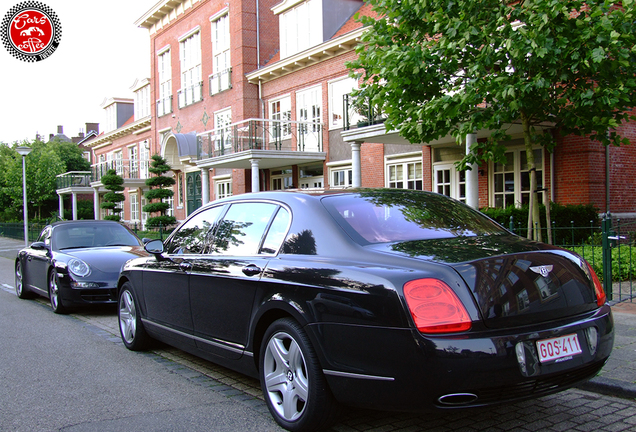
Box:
(201, 168, 210, 204)
(351, 142, 362, 188)
(465, 133, 479, 209)
(58, 194, 64, 219)
(250, 159, 260, 192)
(72, 192, 78, 220)
(93, 189, 100, 220)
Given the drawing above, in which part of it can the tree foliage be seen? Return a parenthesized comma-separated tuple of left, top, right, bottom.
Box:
(0, 139, 89, 222)
(100, 169, 125, 221)
(143, 154, 177, 228)
(348, 0, 636, 240)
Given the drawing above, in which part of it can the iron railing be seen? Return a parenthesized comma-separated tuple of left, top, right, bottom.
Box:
(196, 118, 323, 160)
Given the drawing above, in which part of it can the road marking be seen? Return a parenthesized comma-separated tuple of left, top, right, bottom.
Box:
(1, 283, 15, 294)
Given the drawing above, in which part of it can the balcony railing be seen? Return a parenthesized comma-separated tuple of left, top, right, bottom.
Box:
(56, 171, 92, 189)
(178, 82, 204, 108)
(210, 68, 232, 96)
(197, 118, 323, 160)
(156, 96, 173, 117)
(343, 94, 387, 131)
(91, 159, 150, 183)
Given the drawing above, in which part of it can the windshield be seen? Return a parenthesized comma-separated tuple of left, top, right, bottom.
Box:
(322, 190, 506, 245)
(53, 223, 142, 250)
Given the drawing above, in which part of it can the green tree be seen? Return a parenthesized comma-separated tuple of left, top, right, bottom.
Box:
(50, 140, 91, 172)
(143, 154, 176, 228)
(348, 0, 636, 241)
(100, 169, 125, 221)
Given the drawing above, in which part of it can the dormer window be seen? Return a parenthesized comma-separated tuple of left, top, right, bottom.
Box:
(279, 0, 322, 59)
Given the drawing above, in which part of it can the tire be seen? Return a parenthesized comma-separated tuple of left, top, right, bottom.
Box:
(118, 283, 151, 351)
(260, 318, 340, 432)
(49, 270, 69, 314)
(15, 260, 35, 299)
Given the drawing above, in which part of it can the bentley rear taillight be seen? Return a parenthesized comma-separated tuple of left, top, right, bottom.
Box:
(587, 262, 606, 307)
(404, 278, 472, 334)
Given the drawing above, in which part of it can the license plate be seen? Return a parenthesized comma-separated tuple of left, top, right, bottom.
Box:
(536, 333, 582, 363)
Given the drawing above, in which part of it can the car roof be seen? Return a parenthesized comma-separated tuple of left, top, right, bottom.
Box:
(49, 220, 126, 228)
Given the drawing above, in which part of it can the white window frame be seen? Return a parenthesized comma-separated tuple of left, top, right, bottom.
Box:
(179, 28, 203, 108)
(299, 163, 323, 189)
(490, 147, 545, 208)
(129, 144, 139, 179)
(214, 107, 232, 152)
(279, 0, 322, 59)
(269, 96, 292, 142)
(214, 175, 233, 199)
(328, 162, 353, 189)
(296, 85, 321, 152)
(210, 10, 231, 95)
(328, 76, 358, 130)
(271, 168, 293, 190)
(157, 47, 172, 117)
(130, 193, 139, 222)
(386, 154, 424, 190)
(433, 163, 466, 203)
(140, 140, 150, 179)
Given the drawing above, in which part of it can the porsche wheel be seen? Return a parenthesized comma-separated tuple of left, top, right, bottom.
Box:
(49, 271, 69, 314)
(15, 261, 34, 299)
(260, 318, 340, 432)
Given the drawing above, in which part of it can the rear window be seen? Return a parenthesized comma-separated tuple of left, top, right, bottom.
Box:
(322, 190, 506, 245)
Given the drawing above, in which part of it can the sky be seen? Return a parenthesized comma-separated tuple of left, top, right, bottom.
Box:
(0, 0, 155, 145)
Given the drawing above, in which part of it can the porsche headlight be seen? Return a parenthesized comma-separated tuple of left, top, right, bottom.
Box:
(68, 258, 90, 277)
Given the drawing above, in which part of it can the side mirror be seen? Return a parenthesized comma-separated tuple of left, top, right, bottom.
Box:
(144, 239, 165, 255)
(30, 241, 48, 250)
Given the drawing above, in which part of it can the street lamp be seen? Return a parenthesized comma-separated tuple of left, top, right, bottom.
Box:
(16, 146, 32, 247)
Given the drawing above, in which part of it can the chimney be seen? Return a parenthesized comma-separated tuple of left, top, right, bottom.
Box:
(57, 125, 63, 134)
(49, 133, 54, 141)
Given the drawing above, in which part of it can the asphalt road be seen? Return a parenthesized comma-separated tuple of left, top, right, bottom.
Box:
(1, 237, 635, 432)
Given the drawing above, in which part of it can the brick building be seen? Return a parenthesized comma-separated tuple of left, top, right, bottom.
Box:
(61, 0, 635, 226)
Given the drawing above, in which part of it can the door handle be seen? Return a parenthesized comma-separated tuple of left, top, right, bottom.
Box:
(179, 262, 192, 272)
(242, 264, 261, 277)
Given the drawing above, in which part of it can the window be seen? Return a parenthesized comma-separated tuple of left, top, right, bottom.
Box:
(329, 77, 358, 129)
(104, 104, 116, 133)
(296, 86, 321, 152)
(261, 207, 291, 254)
(279, 0, 322, 58)
(215, 177, 232, 199)
(492, 148, 543, 208)
(134, 84, 150, 119)
(211, 203, 279, 255)
(330, 165, 352, 189)
(299, 163, 323, 189)
(214, 108, 232, 152)
(166, 205, 225, 255)
(387, 157, 423, 190)
(271, 169, 293, 190)
(157, 49, 172, 117)
(210, 12, 231, 95)
(179, 29, 203, 108)
(129, 145, 139, 179)
(434, 164, 466, 203)
(270, 96, 292, 142)
(140, 141, 150, 179)
(112, 150, 123, 175)
(130, 193, 139, 222)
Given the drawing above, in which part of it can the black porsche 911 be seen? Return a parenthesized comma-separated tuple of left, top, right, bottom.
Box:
(15, 220, 147, 314)
(116, 189, 613, 432)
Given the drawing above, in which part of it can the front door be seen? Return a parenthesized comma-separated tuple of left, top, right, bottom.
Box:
(186, 172, 202, 216)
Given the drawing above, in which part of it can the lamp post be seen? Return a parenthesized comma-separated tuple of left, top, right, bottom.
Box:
(16, 146, 32, 247)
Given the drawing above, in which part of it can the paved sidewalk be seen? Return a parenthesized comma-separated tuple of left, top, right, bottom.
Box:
(1, 235, 634, 401)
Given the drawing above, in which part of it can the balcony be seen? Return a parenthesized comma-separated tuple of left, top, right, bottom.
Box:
(178, 82, 203, 109)
(91, 159, 150, 188)
(196, 118, 325, 170)
(156, 96, 173, 117)
(209, 68, 232, 96)
(343, 94, 387, 131)
(56, 171, 92, 190)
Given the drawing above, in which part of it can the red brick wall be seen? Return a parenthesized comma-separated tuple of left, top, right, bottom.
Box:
(360, 143, 384, 187)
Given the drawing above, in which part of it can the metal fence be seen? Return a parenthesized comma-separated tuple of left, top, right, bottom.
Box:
(1, 216, 633, 303)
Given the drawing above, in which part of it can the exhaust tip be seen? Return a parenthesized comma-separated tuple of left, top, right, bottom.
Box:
(438, 393, 478, 406)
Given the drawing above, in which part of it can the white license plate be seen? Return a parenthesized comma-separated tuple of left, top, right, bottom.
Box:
(536, 333, 583, 363)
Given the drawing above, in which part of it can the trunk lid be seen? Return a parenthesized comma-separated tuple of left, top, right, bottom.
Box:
(378, 234, 599, 328)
